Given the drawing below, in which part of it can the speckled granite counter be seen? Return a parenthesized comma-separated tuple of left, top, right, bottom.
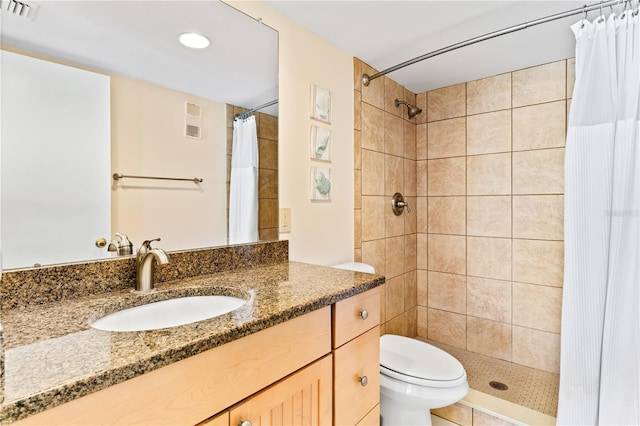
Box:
(0, 260, 384, 424)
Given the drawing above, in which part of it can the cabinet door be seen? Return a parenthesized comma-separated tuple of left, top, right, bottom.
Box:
(230, 355, 333, 426)
(333, 327, 380, 426)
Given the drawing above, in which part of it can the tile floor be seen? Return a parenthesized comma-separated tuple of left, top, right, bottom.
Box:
(418, 337, 559, 417)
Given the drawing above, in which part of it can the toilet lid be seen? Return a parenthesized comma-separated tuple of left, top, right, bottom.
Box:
(380, 334, 467, 388)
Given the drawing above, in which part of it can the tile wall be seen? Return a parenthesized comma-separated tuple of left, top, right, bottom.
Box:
(226, 106, 279, 242)
(415, 59, 574, 374)
(354, 58, 418, 337)
(354, 57, 572, 373)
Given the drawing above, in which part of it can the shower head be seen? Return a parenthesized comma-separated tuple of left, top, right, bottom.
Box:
(395, 99, 422, 119)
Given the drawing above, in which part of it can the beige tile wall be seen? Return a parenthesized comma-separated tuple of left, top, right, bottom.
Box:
(354, 58, 418, 336)
(226, 106, 279, 242)
(353, 57, 569, 374)
(416, 60, 569, 374)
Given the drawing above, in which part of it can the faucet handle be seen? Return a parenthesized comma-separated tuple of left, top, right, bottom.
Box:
(138, 238, 161, 255)
(142, 237, 161, 247)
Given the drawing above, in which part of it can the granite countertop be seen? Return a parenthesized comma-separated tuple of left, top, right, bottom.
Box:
(0, 261, 384, 424)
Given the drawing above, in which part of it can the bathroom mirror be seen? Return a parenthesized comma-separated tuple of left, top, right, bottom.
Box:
(0, 0, 278, 270)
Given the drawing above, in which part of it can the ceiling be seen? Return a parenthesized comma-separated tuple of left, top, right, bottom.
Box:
(265, 0, 595, 93)
(0, 1, 608, 105)
(0, 1, 279, 114)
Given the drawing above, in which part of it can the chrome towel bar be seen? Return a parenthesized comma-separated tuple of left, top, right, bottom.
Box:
(112, 173, 203, 183)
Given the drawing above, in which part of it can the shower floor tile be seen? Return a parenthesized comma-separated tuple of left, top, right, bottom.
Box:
(417, 337, 559, 417)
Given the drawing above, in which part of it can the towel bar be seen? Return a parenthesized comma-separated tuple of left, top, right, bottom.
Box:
(112, 173, 203, 183)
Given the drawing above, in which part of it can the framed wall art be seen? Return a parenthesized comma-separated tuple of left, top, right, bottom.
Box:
(310, 166, 332, 201)
(310, 84, 332, 123)
(310, 125, 332, 162)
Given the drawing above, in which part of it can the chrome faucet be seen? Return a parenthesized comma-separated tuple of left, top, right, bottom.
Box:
(135, 238, 170, 293)
(107, 232, 133, 256)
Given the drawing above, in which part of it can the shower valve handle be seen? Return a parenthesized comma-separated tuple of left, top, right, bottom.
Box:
(392, 193, 410, 215)
(398, 201, 411, 213)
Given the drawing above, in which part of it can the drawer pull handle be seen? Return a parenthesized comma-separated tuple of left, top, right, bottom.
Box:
(359, 375, 368, 387)
(238, 421, 252, 426)
(359, 310, 369, 320)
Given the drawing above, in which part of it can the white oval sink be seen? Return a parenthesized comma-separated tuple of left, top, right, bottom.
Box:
(90, 295, 247, 332)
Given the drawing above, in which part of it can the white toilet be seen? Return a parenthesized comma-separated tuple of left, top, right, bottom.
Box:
(331, 261, 376, 274)
(380, 334, 469, 426)
(331, 262, 468, 426)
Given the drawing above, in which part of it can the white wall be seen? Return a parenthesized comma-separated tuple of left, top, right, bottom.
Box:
(111, 76, 227, 252)
(229, 1, 354, 266)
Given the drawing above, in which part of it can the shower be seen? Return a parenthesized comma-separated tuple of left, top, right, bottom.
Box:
(395, 99, 422, 119)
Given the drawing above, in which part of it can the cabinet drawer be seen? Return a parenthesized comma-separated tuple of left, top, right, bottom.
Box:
(333, 326, 380, 426)
(332, 287, 380, 348)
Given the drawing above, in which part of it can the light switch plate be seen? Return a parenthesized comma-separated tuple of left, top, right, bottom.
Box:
(279, 208, 291, 233)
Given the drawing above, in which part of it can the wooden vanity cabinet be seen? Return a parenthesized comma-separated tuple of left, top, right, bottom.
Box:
(15, 307, 331, 426)
(15, 287, 382, 426)
(332, 288, 381, 426)
(201, 287, 382, 426)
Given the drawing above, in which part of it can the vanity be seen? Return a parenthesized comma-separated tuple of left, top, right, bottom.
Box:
(0, 241, 383, 425)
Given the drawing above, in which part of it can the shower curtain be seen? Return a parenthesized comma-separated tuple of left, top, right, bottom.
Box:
(558, 11, 639, 425)
(229, 116, 258, 245)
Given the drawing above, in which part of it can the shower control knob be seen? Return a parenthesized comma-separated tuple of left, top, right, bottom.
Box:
(359, 310, 369, 320)
(392, 192, 410, 215)
(358, 376, 368, 387)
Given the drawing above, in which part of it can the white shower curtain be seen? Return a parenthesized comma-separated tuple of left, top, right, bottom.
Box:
(558, 11, 640, 425)
(229, 116, 258, 245)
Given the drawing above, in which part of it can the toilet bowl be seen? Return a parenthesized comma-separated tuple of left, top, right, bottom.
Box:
(380, 334, 469, 426)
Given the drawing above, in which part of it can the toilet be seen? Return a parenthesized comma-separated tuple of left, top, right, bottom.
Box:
(331, 261, 376, 274)
(380, 334, 469, 426)
(331, 262, 469, 426)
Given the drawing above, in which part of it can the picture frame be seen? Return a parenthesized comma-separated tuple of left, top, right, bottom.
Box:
(310, 166, 332, 201)
(310, 125, 332, 162)
(310, 84, 332, 123)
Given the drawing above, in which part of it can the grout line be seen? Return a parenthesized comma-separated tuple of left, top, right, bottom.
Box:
(464, 83, 469, 352)
(510, 70, 515, 357)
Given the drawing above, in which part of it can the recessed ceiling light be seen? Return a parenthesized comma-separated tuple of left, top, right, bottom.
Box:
(178, 32, 210, 49)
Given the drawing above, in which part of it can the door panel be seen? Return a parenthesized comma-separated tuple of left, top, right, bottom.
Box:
(1, 50, 111, 268)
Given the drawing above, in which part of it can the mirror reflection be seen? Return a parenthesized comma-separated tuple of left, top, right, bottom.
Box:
(0, 1, 279, 270)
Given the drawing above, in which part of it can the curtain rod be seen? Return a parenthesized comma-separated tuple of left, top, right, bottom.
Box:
(363, 0, 626, 86)
(235, 99, 278, 120)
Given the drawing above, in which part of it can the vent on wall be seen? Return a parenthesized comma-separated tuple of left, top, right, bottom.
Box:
(1, 0, 38, 20)
(185, 102, 202, 139)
